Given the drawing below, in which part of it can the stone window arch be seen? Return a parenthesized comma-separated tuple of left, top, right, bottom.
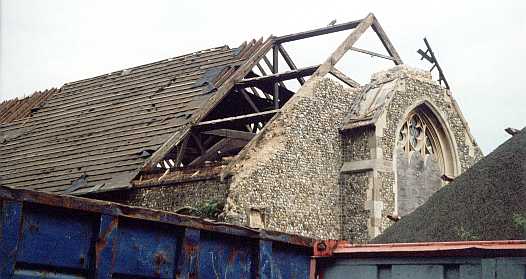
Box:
(395, 103, 457, 216)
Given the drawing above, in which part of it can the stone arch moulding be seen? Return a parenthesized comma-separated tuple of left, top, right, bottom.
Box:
(392, 99, 460, 216)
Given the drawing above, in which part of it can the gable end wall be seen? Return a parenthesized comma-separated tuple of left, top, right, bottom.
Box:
(222, 78, 359, 239)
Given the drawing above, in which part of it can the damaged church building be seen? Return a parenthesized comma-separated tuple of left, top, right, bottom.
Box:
(0, 13, 482, 242)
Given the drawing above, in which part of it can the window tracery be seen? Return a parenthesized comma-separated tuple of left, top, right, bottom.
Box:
(398, 113, 437, 157)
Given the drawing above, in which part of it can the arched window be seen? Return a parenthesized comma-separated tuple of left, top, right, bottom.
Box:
(395, 103, 457, 216)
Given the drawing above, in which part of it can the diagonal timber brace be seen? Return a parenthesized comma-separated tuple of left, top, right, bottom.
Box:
(143, 13, 404, 170)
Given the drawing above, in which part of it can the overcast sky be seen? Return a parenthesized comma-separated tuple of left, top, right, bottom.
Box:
(1, 0, 524, 154)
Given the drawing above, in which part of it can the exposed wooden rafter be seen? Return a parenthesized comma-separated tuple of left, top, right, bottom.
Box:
(239, 88, 260, 112)
(261, 56, 285, 88)
(371, 16, 403, 65)
(278, 45, 305, 85)
(275, 19, 363, 43)
(329, 68, 361, 88)
(188, 138, 247, 166)
(236, 66, 319, 88)
(195, 110, 280, 129)
(144, 38, 273, 169)
(202, 129, 256, 141)
(312, 13, 375, 78)
(349, 47, 396, 61)
(272, 45, 279, 109)
(145, 13, 404, 170)
(173, 134, 189, 168)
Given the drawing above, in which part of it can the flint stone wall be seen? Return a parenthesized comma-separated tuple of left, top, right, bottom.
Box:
(222, 78, 359, 239)
(99, 178, 230, 212)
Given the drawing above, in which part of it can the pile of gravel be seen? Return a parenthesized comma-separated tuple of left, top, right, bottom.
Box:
(373, 128, 526, 243)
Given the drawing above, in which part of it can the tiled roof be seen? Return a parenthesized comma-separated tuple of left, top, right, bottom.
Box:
(0, 45, 247, 194)
(0, 88, 57, 124)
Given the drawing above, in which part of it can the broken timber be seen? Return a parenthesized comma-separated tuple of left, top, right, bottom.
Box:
(195, 110, 280, 129)
(329, 67, 361, 88)
(236, 66, 319, 87)
(349, 47, 396, 61)
(417, 37, 449, 89)
(278, 45, 305, 85)
(144, 13, 404, 171)
(275, 19, 362, 43)
(189, 138, 247, 166)
(202, 129, 256, 141)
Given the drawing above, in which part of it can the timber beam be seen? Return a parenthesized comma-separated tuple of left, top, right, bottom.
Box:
(278, 45, 305, 85)
(275, 19, 362, 44)
(349, 47, 396, 61)
(329, 67, 361, 88)
(371, 16, 403, 65)
(202, 129, 256, 141)
(195, 109, 280, 129)
(236, 66, 319, 88)
(188, 138, 247, 166)
(312, 13, 375, 78)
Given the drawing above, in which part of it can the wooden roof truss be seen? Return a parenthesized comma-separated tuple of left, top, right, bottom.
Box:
(143, 13, 403, 173)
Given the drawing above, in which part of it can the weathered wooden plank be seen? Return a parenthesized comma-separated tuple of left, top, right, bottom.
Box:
(273, 44, 280, 109)
(190, 133, 205, 155)
(371, 16, 403, 65)
(141, 38, 274, 169)
(236, 39, 260, 61)
(189, 37, 273, 123)
(173, 134, 190, 168)
(329, 67, 361, 88)
(188, 138, 246, 166)
(312, 13, 375, 78)
(350, 46, 397, 61)
(275, 19, 363, 43)
(236, 65, 319, 88)
(202, 129, 256, 141)
(261, 55, 286, 88)
(195, 109, 280, 128)
(278, 45, 305, 85)
(240, 88, 261, 112)
(143, 126, 191, 170)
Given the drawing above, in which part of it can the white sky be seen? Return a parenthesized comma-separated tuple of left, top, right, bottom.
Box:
(1, 0, 525, 154)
